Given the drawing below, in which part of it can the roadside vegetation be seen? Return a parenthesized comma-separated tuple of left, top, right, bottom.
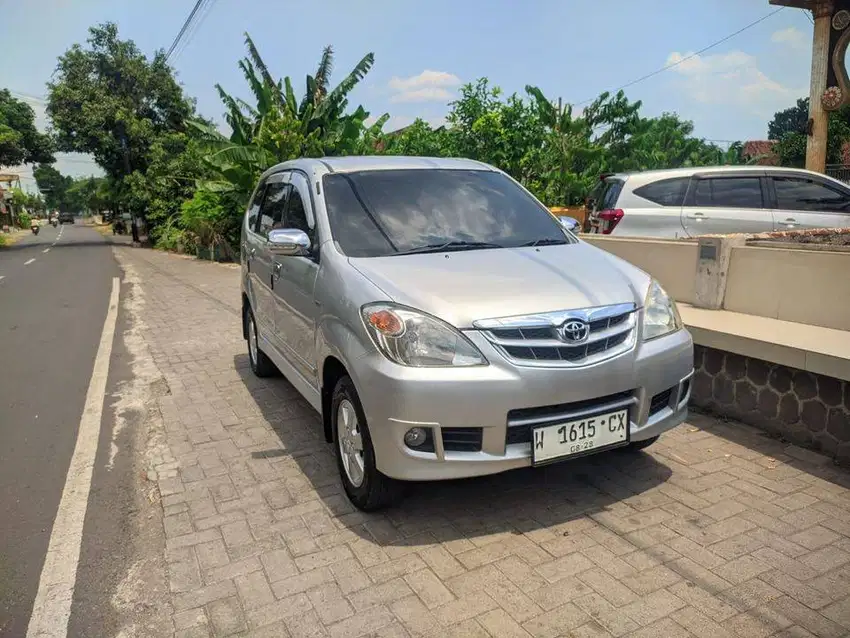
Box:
(2, 22, 847, 258)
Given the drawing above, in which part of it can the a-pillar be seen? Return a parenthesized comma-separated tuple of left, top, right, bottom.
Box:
(807, 0, 835, 172)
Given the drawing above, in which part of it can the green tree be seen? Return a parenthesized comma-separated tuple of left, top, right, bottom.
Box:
(0, 89, 54, 168)
(33, 163, 73, 211)
(46, 22, 199, 227)
(193, 34, 386, 208)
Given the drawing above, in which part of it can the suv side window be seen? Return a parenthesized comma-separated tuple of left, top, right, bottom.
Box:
(246, 184, 265, 232)
(773, 176, 850, 212)
(633, 177, 689, 206)
(693, 177, 763, 208)
(257, 182, 291, 238)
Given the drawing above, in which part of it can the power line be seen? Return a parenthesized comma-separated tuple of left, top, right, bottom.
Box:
(166, 0, 207, 61)
(169, 0, 217, 63)
(575, 6, 786, 106)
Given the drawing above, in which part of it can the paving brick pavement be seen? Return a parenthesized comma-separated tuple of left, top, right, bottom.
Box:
(115, 246, 850, 638)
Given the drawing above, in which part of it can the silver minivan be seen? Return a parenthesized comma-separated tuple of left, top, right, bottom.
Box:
(586, 165, 850, 238)
(241, 156, 693, 510)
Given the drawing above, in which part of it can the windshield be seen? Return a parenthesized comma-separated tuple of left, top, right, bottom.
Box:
(322, 169, 572, 257)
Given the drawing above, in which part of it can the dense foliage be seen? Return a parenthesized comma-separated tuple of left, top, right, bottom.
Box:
(768, 97, 850, 167)
(0, 89, 54, 168)
(46, 23, 206, 236)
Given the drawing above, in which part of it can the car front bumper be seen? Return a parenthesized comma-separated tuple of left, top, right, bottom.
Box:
(351, 327, 694, 481)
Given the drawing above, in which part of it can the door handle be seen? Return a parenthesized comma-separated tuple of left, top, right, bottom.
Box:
(249, 247, 257, 259)
(688, 212, 707, 220)
(782, 217, 797, 227)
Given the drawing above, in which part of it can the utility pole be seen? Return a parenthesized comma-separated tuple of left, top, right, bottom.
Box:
(807, 0, 834, 173)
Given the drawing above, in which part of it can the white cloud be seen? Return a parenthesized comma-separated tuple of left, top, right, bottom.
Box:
(665, 50, 804, 118)
(771, 26, 807, 51)
(388, 70, 461, 103)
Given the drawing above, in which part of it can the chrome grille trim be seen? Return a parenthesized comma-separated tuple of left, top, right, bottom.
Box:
(474, 302, 638, 367)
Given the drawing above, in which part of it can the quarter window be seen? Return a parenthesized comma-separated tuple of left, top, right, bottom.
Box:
(246, 185, 265, 232)
(693, 177, 763, 208)
(600, 180, 624, 210)
(285, 184, 310, 234)
(633, 177, 689, 206)
(773, 177, 850, 212)
(257, 182, 291, 238)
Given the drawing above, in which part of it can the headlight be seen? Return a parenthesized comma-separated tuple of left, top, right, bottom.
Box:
(642, 280, 682, 341)
(361, 303, 487, 367)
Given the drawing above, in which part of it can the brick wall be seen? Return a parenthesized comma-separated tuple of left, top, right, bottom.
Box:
(691, 345, 850, 463)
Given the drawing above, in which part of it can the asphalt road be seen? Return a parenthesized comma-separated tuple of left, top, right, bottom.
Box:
(0, 222, 122, 636)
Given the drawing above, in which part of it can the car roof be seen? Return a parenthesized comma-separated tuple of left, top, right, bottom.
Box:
(607, 165, 827, 182)
(262, 155, 496, 178)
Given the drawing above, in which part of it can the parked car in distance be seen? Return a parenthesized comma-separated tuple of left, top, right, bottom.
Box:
(241, 157, 693, 510)
(585, 166, 850, 238)
(58, 211, 75, 224)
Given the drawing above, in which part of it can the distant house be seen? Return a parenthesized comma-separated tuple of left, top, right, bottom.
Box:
(742, 140, 779, 166)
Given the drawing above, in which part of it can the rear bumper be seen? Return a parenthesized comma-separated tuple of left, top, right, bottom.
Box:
(351, 327, 693, 481)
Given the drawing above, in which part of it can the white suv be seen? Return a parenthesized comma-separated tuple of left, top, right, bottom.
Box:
(586, 166, 850, 238)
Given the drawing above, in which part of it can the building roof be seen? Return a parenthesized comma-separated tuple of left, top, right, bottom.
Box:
(742, 140, 779, 166)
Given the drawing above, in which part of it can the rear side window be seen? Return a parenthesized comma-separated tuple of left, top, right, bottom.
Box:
(773, 177, 850, 212)
(693, 177, 763, 208)
(634, 177, 689, 206)
(599, 180, 624, 210)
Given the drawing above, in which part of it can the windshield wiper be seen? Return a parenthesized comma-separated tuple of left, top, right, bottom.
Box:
(396, 240, 505, 255)
(519, 238, 569, 247)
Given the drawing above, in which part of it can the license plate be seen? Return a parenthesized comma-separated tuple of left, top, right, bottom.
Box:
(532, 408, 629, 465)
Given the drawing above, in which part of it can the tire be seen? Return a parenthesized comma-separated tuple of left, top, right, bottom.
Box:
(245, 307, 276, 377)
(332, 376, 404, 511)
(628, 435, 660, 451)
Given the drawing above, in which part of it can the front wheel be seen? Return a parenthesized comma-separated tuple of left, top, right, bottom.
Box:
(332, 376, 403, 511)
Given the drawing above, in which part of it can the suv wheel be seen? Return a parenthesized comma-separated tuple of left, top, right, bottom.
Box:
(332, 376, 403, 511)
(246, 307, 276, 377)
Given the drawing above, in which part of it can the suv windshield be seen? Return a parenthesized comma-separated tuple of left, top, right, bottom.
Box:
(322, 169, 571, 257)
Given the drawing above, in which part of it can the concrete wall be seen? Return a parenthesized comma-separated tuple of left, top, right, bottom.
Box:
(583, 236, 698, 305)
(585, 236, 850, 331)
(724, 245, 850, 332)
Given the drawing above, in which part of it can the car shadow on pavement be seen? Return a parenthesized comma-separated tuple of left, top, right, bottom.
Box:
(233, 353, 675, 547)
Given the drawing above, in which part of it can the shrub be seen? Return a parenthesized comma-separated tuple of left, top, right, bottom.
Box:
(179, 189, 234, 260)
(17, 211, 31, 229)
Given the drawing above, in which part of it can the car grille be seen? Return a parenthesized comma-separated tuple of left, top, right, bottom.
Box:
(474, 303, 637, 367)
(506, 390, 636, 446)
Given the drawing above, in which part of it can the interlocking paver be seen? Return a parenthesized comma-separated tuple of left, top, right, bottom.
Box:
(113, 247, 850, 638)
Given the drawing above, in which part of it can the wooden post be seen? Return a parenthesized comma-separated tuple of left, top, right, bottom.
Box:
(807, 0, 834, 173)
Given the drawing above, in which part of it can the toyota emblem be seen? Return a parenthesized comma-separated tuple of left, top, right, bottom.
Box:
(559, 319, 590, 344)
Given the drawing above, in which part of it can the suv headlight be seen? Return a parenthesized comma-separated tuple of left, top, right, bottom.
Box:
(642, 280, 682, 341)
(361, 303, 487, 367)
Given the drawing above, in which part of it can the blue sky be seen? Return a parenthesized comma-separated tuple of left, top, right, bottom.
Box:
(1, 0, 812, 189)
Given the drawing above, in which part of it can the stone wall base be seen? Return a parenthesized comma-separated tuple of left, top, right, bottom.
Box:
(691, 345, 850, 463)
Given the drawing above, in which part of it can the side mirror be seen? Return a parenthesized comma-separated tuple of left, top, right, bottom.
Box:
(559, 217, 580, 233)
(268, 228, 310, 256)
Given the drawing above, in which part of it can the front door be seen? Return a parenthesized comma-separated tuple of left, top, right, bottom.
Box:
(271, 171, 320, 386)
(770, 174, 850, 231)
(682, 175, 774, 236)
(253, 176, 291, 351)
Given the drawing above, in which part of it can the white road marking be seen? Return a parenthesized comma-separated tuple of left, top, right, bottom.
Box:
(43, 248, 50, 253)
(26, 277, 121, 638)
(24, 258, 36, 265)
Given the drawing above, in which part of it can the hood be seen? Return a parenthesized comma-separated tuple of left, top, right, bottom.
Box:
(349, 242, 651, 328)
